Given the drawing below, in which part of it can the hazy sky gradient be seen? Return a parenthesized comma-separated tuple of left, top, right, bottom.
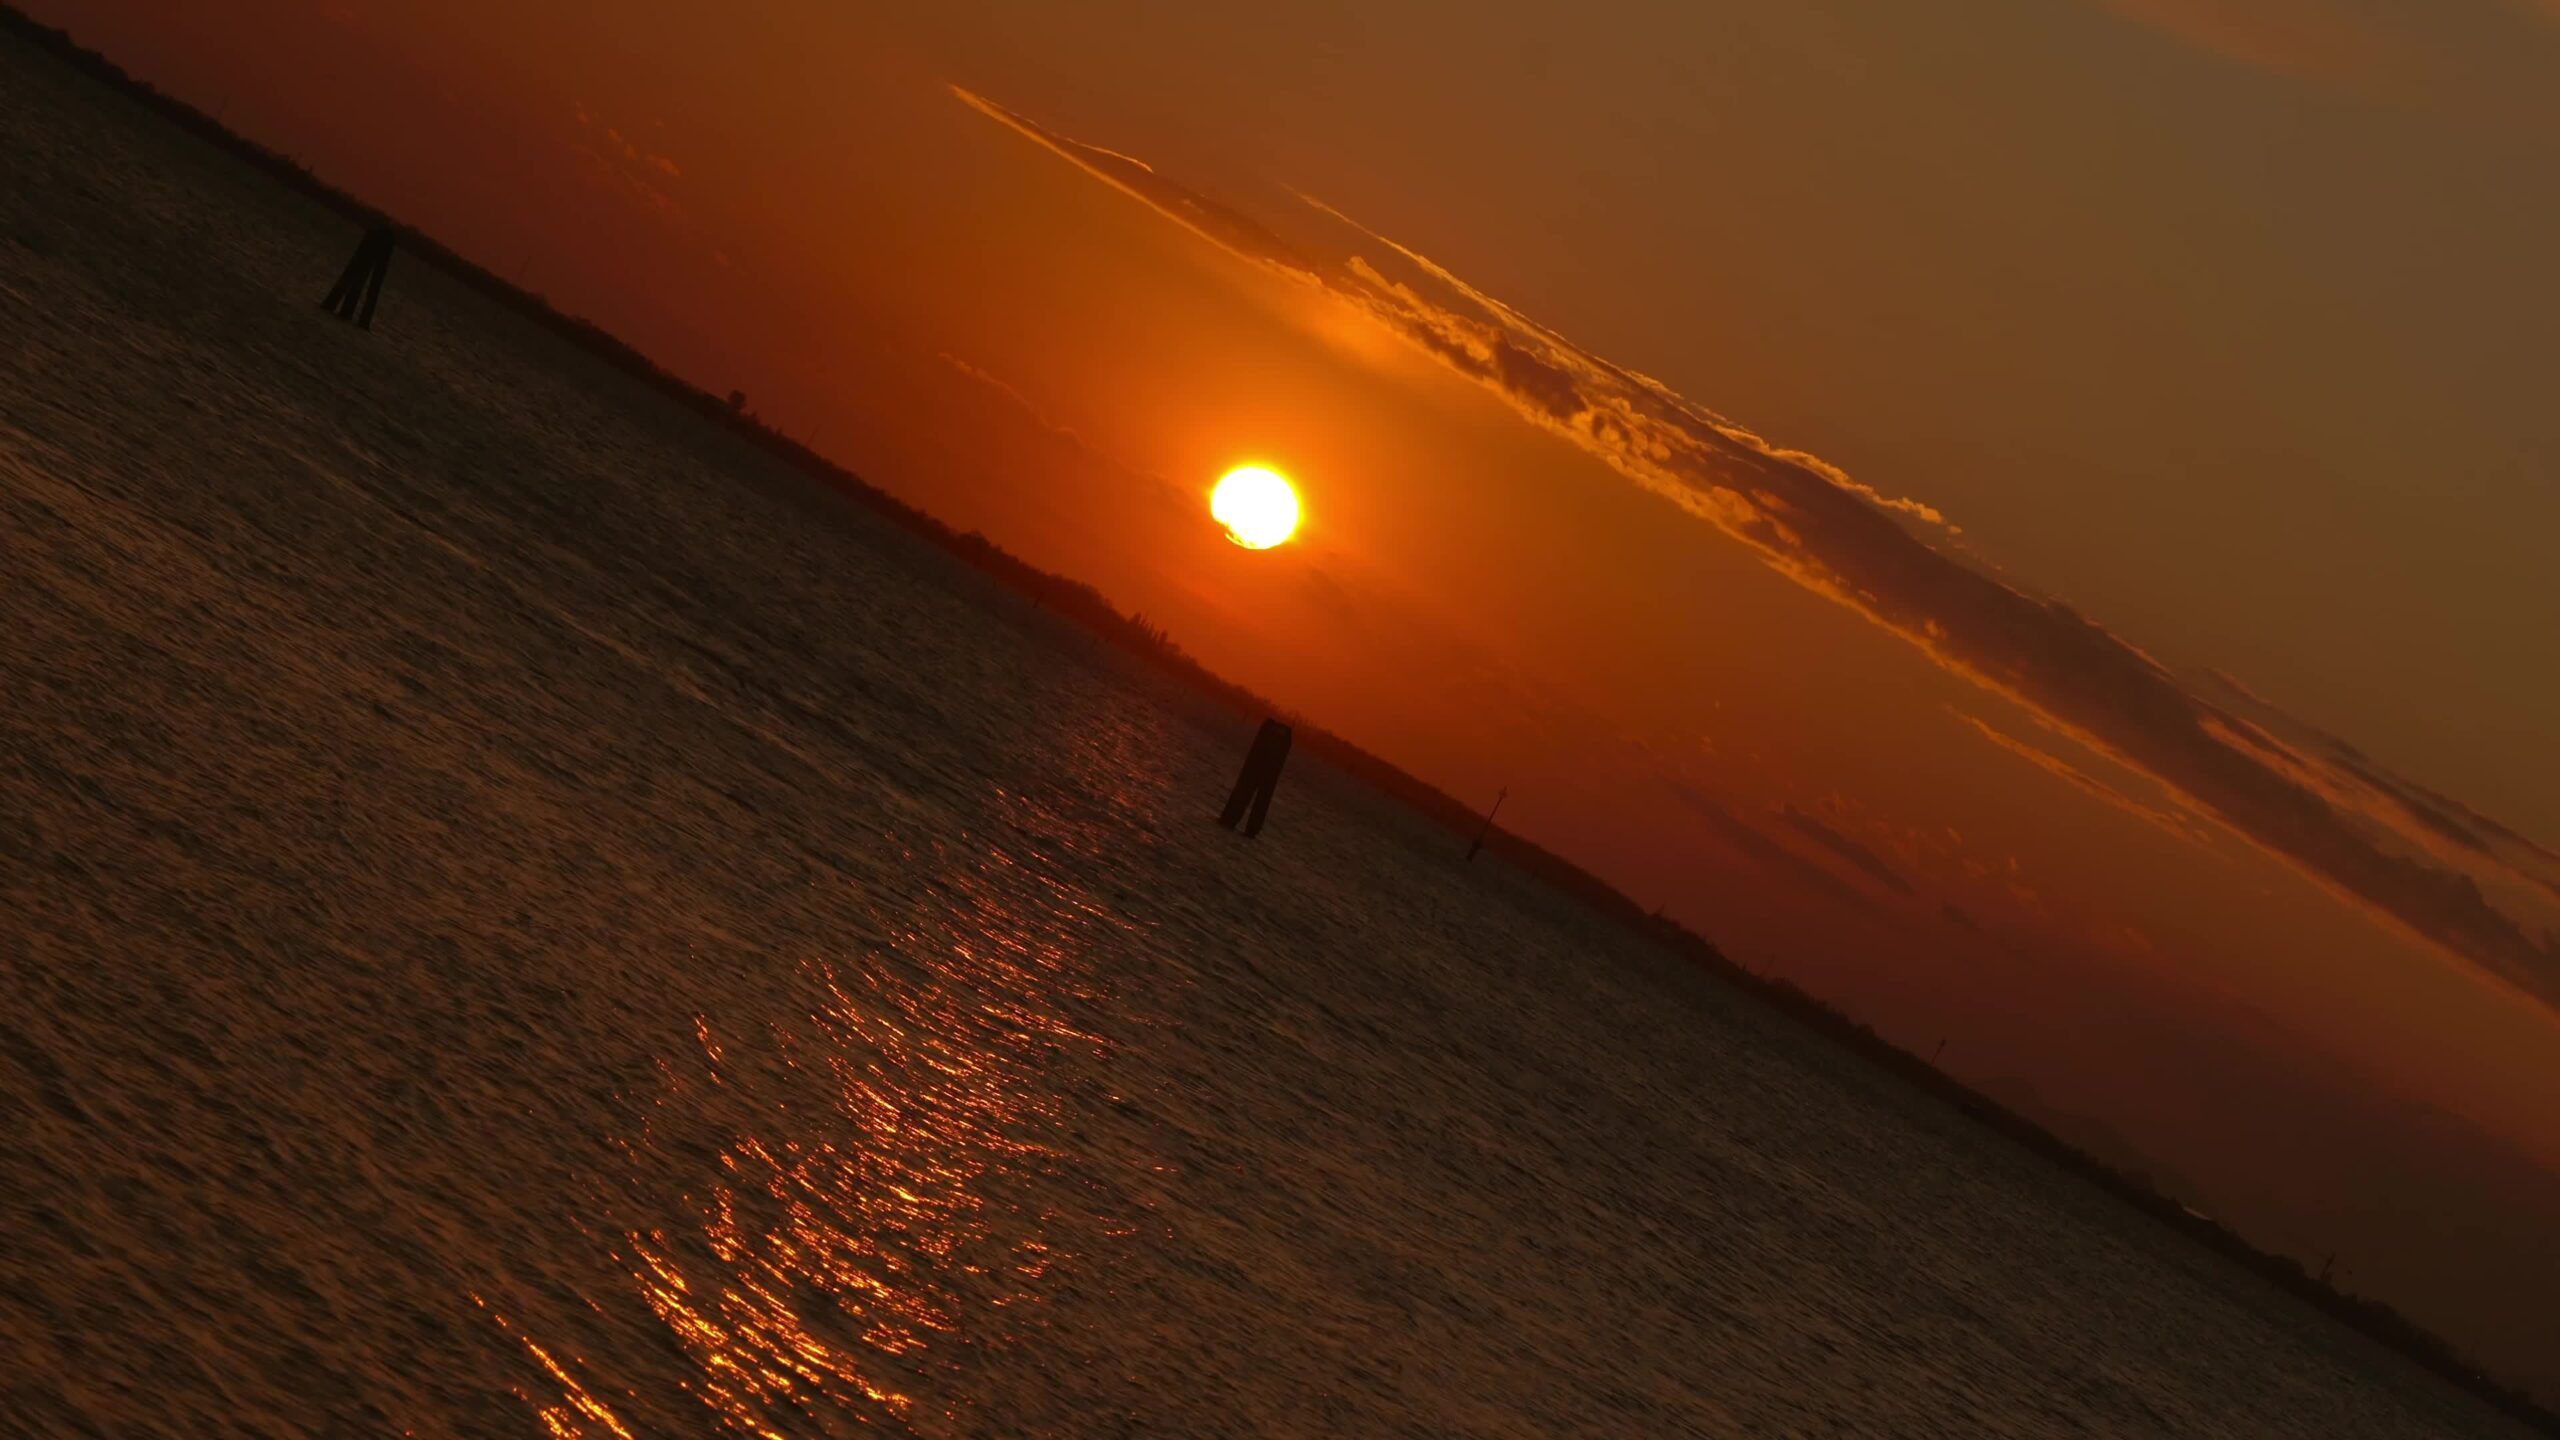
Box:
(25, 0, 2560, 1397)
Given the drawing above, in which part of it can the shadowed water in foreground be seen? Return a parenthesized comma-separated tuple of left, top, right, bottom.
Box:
(0, 29, 2537, 1439)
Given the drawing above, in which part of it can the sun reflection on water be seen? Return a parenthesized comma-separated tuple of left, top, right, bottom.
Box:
(498, 824, 1141, 1437)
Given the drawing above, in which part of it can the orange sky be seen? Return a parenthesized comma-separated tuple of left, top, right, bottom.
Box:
(27, 0, 2560, 1397)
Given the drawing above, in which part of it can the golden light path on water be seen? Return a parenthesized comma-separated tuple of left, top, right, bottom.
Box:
(488, 810, 1137, 1438)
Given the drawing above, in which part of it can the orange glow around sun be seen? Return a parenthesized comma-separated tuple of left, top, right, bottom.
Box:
(1210, 466, 1300, 549)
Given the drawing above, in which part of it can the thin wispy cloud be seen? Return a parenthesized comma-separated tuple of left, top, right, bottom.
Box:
(1949, 709, 2220, 853)
(2087, 0, 2560, 121)
(953, 87, 2560, 1003)
(1780, 805, 1918, 897)
(2089, 0, 2393, 82)
(935, 351, 1086, 446)
(1671, 785, 1879, 916)
(572, 101, 687, 221)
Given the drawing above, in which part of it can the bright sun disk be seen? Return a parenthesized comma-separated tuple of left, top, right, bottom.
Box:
(1210, 466, 1300, 549)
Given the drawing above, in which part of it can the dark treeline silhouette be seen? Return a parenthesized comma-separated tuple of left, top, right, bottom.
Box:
(5, 7, 2551, 1428)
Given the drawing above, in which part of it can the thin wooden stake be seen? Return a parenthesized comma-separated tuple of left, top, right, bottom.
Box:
(1218, 719, 1292, 838)
(322, 226, 396, 329)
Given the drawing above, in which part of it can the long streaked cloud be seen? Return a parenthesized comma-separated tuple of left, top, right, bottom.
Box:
(953, 88, 2560, 1002)
(1949, 709, 2221, 853)
(1780, 806, 1918, 898)
(1670, 785, 1878, 916)
(2196, 672, 2560, 907)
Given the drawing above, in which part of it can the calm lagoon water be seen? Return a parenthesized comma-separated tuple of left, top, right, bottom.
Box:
(0, 33, 2532, 1439)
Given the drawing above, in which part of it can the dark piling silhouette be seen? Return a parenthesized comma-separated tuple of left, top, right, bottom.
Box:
(322, 225, 395, 328)
(1218, 719, 1292, 837)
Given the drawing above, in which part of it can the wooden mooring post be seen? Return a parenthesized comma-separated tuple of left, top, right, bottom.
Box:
(1218, 719, 1292, 838)
(322, 225, 396, 329)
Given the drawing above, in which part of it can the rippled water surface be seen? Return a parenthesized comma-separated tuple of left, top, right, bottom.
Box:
(0, 34, 2535, 1439)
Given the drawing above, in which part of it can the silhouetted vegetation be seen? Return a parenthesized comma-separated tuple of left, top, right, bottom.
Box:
(5, 6, 2550, 1427)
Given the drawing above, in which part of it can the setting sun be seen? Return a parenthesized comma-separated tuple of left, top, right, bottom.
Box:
(1210, 465, 1300, 549)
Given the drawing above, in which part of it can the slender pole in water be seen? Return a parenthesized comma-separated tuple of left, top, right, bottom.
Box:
(322, 226, 396, 330)
(1218, 719, 1292, 838)
(1465, 786, 1507, 862)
